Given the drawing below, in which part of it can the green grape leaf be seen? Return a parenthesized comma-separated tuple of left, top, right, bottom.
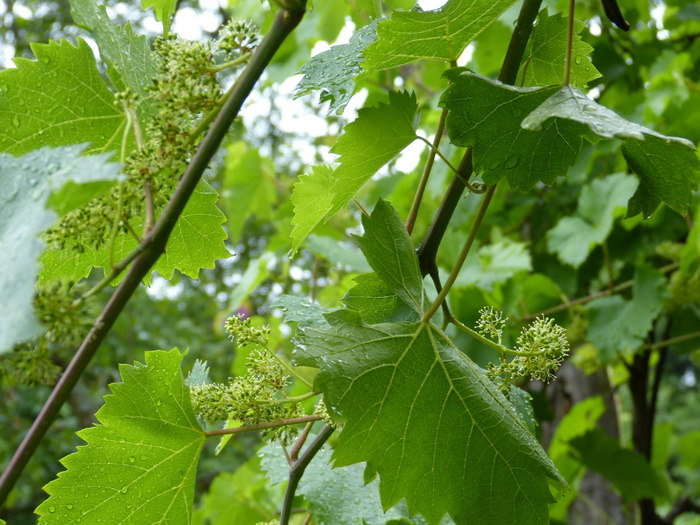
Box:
(0, 38, 125, 156)
(518, 10, 601, 88)
(342, 273, 420, 324)
(69, 0, 157, 122)
(585, 265, 667, 361)
(223, 142, 277, 244)
(295, 21, 378, 115)
(306, 235, 372, 273)
(226, 253, 274, 313)
(291, 92, 419, 254)
(456, 238, 532, 290)
(273, 295, 333, 330)
(0, 145, 121, 354)
(141, 0, 177, 34)
(569, 429, 669, 501)
(441, 70, 586, 191)
(291, 165, 335, 256)
(363, 0, 517, 71)
(294, 201, 566, 525)
(35, 349, 206, 523)
(522, 85, 699, 216)
(546, 173, 638, 267)
(260, 441, 407, 525)
(39, 180, 230, 283)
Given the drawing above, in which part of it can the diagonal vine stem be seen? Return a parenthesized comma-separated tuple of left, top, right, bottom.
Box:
(0, 2, 308, 506)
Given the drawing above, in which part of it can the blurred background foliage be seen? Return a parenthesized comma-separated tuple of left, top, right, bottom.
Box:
(1, 0, 699, 523)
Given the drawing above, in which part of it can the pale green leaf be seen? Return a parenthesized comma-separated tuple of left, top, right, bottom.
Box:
(363, 0, 518, 71)
(226, 253, 274, 313)
(39, 180, 230, 283)
(306, 235, 372, 273)
(295, 21, 378, 115)
(0, 145, 121, 354)
(141, 0, 177, 34)
(342, 273, 420, 324)
(273, 295, 332, 330)
(291, 92, 418, 254)
(546, 173, 638, 267)
(69, 0, 157, 123)
(441, 70, 585, 191)
(294, 202, 566, 525)
(223, 142, 277, 244)
(455, 238, 532, 290)
(522, 85, 699, 216)
(36, 349, 206, 523)
(290, 165, 335, 256)
(0, 39, 126, 156)
(585, 265, 667, 360)
(518, 10, 601, 88)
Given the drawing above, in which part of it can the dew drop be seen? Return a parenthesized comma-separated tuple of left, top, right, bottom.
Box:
(49, 506, 56, 513)
(12, 115, 19, 128)
(40, 55, 50, 64)
(488, 159, 502, 170)
(574, 56, 583, 65)
(129, 456, 135, 463)
(67, 505, 74, 510)
(504, 155, 519, 169)
(121, 487, 128, 494)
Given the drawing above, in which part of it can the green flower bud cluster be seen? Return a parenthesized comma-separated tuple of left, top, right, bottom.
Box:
(217, 19, 261, 56)
(225, 314, 271, 347)
(33, 281, 94, 347)
(189, 347, 292, 424)
(667, 269, 700, 310)
(0, 343, 62, 386)
(479, 308, 569, 392)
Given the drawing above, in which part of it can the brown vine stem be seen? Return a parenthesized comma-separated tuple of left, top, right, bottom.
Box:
(405, 108, 448, 235)
(0, 2, 308, 506)
(563, 0, 575, 85)
(423, 185, 496, 323)
(279, 424, 335, 525)
(204, 415, 323, 438)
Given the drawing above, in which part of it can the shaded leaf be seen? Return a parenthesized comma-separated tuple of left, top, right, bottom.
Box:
(0, 145, 121, 353)
(585, 265, 667, 360)
(0, 39, 125, 156)
(273, 295, 332, 330)
(290, 165, 335, 256)
(36, 349, 206, 523)
(522, 85, 699, 216)
(295, 21, 378, 115)
(363, 0, 517, 71)
(546, 172, 638, 267)
(569, 429, 669, 501)
(441, 70, 585, 191)
(141, 0, 177, 33)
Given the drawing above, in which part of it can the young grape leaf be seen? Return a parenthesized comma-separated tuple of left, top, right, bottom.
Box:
(0, 145, 121, 354)
(546, 172, 638, 267)
(273, 295, 333, 330)
(35, 349, 206, 523)
(585, 265, 667, 361)
(0, 39, 126, 156)
(295, 20, 378, 115)
(69, 0, 157, 123)
(518, 10, 601, 88)
(39, 180, 230, 283)
(141, 0, 177, 34)
(342, 273, 420, 324)
(363, 0, 517, 71)
(294, 201, 566, 525)
(260, 441, 408, 525)
(291, 91, 419, 254)
(441, 70, 586, 191)
(522, 85, 699, 217)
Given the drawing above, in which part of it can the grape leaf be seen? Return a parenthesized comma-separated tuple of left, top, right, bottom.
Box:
(273, 295, 332, 330)
(0, 145, 121, 354)
(522, 85, 699, 217)
(441, 70, 586, 191)
(294, 201, 566, 525)
(295, 21, 378, 115)
(518, 10, 601, 88)
(546, 172, 638, 267)
(69, 0, 157, 123)
(35, 349, 206, 523)
(455, 238, 532, 290)
(569, 429, 669, 501)
(0, 38, 125, 156)
(363, 0, 517, 71)
(141, 0, 177, 34)
(585, 265, 667, 361)
(39, 180, 230, 283)
(342, 273, 420, 324)
(260, 441, 407, 525)
(291, 92, 419, 254)
(223, 142, 277, 244)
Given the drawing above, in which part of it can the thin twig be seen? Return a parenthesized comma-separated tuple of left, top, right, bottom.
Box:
(205, 415, 322, 437)
(279, 424, 335, 525)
